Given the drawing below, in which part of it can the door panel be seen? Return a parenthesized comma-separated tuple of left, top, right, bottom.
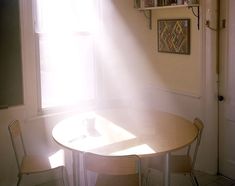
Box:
(219, 0, 235, 179)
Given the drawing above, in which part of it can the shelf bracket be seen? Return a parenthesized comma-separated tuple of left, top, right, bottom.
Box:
(188, 5, 200, 30)
(142, 10, 152, 30)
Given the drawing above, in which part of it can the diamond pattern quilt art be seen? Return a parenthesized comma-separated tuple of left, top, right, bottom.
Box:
(158, 19, 190, 55)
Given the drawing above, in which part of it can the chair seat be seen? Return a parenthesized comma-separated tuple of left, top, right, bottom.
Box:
(150, 155, 192, 173)
(96, 174, 139, 186)
(21, 155, 64, 174)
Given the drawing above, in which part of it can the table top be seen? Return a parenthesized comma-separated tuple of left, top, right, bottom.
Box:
(52, 108, 198, 157)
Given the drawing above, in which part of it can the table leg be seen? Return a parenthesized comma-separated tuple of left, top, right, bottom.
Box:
(163, 152, 171, 186)
(72, 151, 80, 186)
(140, 157, 150, 186)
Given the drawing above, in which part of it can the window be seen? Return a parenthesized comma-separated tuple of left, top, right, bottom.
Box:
(34, 0, 98, 110)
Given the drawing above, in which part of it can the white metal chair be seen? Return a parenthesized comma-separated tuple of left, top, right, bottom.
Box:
(8, 120, 69, 186)
(148, 118, 204, 186)
(83, 152, 142, 186)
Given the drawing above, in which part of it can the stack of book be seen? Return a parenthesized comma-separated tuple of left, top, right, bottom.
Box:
(156, 0, 177, 6)
(134, 0, 156, 8)
(143, 0, 155, 7)
(134, 0, 195, 8)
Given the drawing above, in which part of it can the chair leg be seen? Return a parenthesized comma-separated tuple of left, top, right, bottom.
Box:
(61, 167, 65, 186)
(84, 170, 88, 186)
(190, 173, 199, 186)
(193, 175, 199, 186)
(143, 169, 152, 186)
(65, 167, 70, 186)
(61, 166, 70, 186)
(17, 174, 22, 186)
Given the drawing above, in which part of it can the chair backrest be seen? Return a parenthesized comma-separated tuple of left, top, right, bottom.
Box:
(83, 152, 141, 186)
(8, 120, 26, 171)
(189, 118, 204, 169)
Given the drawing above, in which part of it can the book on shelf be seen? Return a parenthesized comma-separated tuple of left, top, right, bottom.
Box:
(157, 0, 177, 6)
(143, 0, 155, 7)
(134, 0, 141, 8)
(134, 0, 198, 9)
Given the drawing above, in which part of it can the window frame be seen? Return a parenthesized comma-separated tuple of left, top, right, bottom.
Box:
(32, 0, 99, 114)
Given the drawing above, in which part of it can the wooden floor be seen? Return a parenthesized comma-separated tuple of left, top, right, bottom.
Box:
(35, 170, 235, 186)
(147, 169, 235, 186)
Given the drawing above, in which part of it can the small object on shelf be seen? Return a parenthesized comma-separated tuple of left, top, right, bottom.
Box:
(177, 0, 184, 5)
(157, 0, 164, 6)
(144, 0, 155, 7)
(134, 0, 141, 8)
(154, 0, 158, 6)
(164, 0, 169, 5)
(187, 0, 199, 5)
(156, 0, 178, 6)
(167, 0, 177, 6)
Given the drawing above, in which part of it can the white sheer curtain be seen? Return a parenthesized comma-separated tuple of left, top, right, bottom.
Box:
(34, 0, 98, 109)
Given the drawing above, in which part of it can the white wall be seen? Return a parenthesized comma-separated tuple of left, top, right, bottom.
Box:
(0, 0, 219, 185)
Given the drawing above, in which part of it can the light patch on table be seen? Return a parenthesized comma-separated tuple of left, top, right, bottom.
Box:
(111, 144, 156, 155)
(53, 113, 137, 151)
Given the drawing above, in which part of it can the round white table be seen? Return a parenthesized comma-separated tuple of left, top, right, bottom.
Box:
(52, 108, 198, 186)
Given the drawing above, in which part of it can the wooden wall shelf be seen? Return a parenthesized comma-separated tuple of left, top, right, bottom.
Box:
(137, 4, 199, 10)
(135, 4, 200, 30)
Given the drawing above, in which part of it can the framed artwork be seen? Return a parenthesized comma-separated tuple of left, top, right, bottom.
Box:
(158, 19, 190, 55)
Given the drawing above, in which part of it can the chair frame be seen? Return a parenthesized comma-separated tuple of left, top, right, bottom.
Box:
(147, 118, 204, 186)
(8, 120, 69, 186)
(188, 117, 204, 185)
(83, 152, 142, 186)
